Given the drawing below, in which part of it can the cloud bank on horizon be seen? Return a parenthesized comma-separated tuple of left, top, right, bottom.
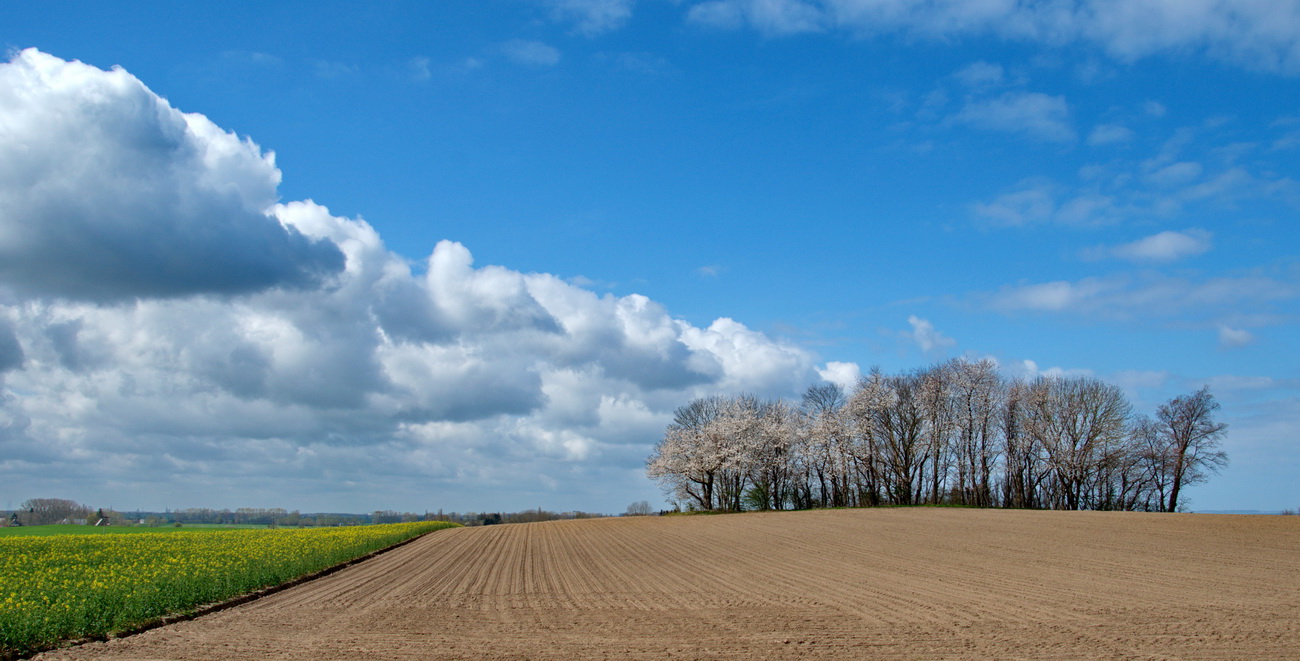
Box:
(0, 48, 823, 512)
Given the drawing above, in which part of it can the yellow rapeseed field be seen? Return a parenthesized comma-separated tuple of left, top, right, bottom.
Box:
(0, 521, 459, 656)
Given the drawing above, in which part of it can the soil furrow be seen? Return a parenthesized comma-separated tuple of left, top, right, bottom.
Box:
(35, 509, 1300, 660)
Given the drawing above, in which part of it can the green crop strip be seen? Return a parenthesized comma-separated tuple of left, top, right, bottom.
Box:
(0, 521, 460, 657)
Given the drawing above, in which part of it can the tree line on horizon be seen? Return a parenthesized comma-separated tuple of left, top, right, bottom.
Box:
(1, 501, 611, 528)
(647, 358, 1229, 514)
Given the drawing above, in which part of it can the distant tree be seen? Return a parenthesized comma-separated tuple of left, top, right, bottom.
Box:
(1157, 386, 1229, 512)
(372, 510, 403, 524)
(21, 498, 92, 526)
(625, 500, 655, 516)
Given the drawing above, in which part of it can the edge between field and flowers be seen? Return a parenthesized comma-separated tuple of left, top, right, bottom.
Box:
(0, 521, 461, 659)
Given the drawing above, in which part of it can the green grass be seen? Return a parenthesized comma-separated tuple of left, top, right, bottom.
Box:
(0, 521, 460, 656)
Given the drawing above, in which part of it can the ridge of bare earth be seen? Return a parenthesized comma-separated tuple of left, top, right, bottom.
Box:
(37, 508, 1300, 660)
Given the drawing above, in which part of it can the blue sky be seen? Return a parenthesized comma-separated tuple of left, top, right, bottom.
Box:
(1, 1, 1297, 513)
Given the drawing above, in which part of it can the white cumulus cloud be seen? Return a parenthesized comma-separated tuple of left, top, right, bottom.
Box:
(0, 50, 834, 512)
(817, 361, 862, 391)
(0, 49, 344, 302)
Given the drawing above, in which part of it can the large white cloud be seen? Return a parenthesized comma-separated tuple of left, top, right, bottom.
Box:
(0, 49, 344, 301)
(0, 50, 845, 512)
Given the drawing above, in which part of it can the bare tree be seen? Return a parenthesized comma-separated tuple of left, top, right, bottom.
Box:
(1131, 415, 1173, 511)
(1000, 380, 1039, 509)
(20, 498, 92, 525)
(1157, 386, 1229, 512)
(918, 364, 955, 504)
(856, 370, 927, 505)
(1022, 376, 1131, 510)
(948, 359, 1002, 507)
(625, 500, 655, 516)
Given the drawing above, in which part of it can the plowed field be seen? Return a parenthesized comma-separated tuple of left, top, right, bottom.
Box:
(37, 509, 1300, 660)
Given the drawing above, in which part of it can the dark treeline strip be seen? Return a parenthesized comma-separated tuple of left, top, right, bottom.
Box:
(647, 359, 1228, 513)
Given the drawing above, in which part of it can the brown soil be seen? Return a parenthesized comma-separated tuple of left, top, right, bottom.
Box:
(36, 508, 1300, 660)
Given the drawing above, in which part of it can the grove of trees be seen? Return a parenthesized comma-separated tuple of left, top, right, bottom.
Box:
(647, 359, 1228, 513)
(11, 498, 95, 526)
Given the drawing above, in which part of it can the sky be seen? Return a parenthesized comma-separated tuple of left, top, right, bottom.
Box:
(1, 1, 1297, 514)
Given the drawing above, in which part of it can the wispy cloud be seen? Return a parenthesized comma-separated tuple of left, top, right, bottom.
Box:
(686, 0, 1300, 74)
(220, 50, 284, 68)
(982, 271, 1298, 321)
(972, 121, 1294, 227)
(1087, 123, 1136, 146)
(950, 91, 1076, 143)
(547, 0, 636, 36)
(688, 0, 825, 36)
(311, 59, 359, 79)
(952, 61, 1005, 89)
(1082, 229, 1214, 263)
(904, 315, 956, 354)
(1218, 325, 1256, 348)
(409, 56, 432, 82)
(971, 179, 1120, 227)
(502, 40, 562, 67)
